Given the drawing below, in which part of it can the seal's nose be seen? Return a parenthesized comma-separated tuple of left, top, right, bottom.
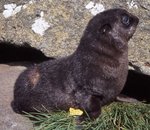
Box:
(131, 14, 139, 26)
(133, 15, 139, 25)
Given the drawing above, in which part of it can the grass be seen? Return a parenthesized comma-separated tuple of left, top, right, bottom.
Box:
(25, 102, 150, 130)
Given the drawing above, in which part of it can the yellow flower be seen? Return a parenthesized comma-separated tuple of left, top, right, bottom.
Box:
(69, 107, 83, 116)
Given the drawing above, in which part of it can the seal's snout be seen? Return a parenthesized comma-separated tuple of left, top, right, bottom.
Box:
(126, 14, 139, 40)
(133, 15, 139, 26)
(129, 12, 139, 27)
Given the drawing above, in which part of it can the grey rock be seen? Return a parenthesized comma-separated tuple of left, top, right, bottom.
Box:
(0, 64, 33, 130)
(0, 0, 149, 75)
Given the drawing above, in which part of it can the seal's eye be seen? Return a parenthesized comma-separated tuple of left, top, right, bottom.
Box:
(122, 15, 130, 26)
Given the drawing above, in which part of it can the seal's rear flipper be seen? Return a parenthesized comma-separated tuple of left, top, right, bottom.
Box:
(116, 94, 140, 103)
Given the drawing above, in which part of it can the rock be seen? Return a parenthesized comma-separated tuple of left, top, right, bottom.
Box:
(0, 0, 149, 75)
(0, 64, 33, 130)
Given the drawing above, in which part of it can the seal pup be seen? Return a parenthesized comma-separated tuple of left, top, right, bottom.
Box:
(12, 8, 139, 120)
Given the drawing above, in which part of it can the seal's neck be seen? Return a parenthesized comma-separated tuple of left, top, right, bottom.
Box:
(75, 38, 128, 64)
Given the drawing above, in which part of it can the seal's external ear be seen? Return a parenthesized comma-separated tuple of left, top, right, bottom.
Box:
(99, 24, 111, 34)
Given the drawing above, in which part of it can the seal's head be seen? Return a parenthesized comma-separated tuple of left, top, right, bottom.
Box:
(80, 8, 139, 52)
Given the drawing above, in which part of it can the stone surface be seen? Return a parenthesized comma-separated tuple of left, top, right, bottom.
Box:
(0, 0, 150, 75)
(0, 64, 33, 130)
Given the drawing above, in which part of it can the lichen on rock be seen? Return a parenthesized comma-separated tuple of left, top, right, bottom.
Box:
(0, 0, 149, 75)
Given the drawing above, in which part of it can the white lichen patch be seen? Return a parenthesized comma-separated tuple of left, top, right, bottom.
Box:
(127, 0, 138, 9)
(31, 12, 50, 36)
(85, 1, 105, 16)
(85, 1, 94, 9)
(29, 0, 36, 4)
(3, 1, 36, 18)
(3, 4, 23, 18)
(22, 5, 27, 9)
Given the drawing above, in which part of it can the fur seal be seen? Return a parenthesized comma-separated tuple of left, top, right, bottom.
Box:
(12, 8, 139, 120)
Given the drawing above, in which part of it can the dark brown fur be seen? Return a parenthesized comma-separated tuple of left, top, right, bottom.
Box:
(12, 8, 139, 120)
